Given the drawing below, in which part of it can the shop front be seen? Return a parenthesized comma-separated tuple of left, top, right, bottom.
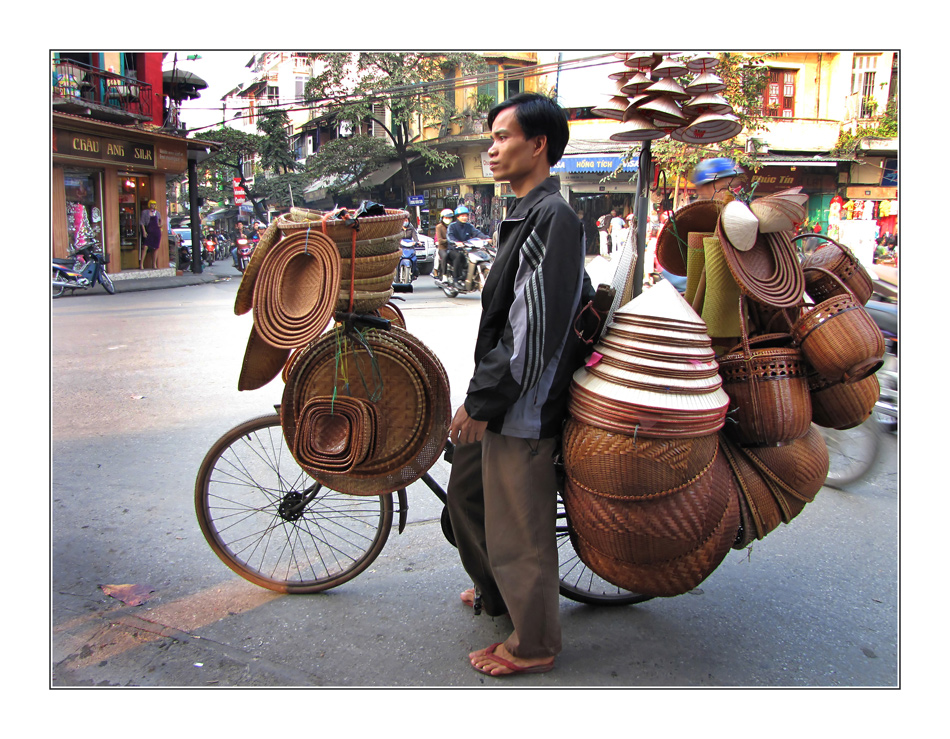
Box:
(748, 161, 842, 234)
(52, 112, 189, 275)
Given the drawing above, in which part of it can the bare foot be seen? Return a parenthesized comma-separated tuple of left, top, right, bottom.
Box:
(460, 588, 475, 607)
(469, 642, 554, 676)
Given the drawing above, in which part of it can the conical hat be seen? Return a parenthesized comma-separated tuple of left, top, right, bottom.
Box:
(721, 200, 759, 252)
(644, 76, 691, 101)
(609, 110, 667, 142)
(687, 53, 719, 72)
(592, 95, 632, 120)
(685, 71, 727, 94)
(683, 92, 733, 115)
(652, 56, 690, 79)
(620, 71, 654, 95)
(613, 278, 707, 327)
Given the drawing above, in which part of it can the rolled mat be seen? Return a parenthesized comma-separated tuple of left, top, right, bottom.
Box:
(684, 232, 710, 305)
(700, 236, 742, 340)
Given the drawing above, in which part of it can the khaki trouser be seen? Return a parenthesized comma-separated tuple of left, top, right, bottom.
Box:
(446, 430, 562, 659)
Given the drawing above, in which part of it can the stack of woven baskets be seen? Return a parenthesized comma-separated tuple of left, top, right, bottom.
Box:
(563, 186, 886, 597)
(233, 206, 451, 496)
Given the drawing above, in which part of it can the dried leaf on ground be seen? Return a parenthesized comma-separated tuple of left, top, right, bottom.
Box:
(100, 583, 155, 606)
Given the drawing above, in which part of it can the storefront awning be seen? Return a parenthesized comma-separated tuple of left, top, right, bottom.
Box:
(551, 154, 637, 175)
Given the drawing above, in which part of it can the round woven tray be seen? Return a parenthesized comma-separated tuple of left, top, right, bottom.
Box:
(282, 326, 449, 496)
(251, 229, 341, 350)
(238, 325, 291, 391)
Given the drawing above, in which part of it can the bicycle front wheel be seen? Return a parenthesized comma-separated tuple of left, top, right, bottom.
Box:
(195, 414, 393, 593)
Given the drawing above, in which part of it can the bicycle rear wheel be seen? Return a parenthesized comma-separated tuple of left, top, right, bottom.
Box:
(556, 493, 653, 606)
(819, 418, 881, 489)
(195, 414, 393, 593)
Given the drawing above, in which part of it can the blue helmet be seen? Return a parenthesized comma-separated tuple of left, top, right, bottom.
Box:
(690, 157, 744, 186)
(454, 205, 470, 216)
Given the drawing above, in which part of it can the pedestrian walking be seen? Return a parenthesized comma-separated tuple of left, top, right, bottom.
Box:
(447, 92, 593, 677)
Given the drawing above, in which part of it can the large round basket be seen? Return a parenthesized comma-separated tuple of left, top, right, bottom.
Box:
(280, 207, 408, 243)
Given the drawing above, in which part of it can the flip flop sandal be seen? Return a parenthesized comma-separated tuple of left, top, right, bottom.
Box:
(470, 643, 555, 677)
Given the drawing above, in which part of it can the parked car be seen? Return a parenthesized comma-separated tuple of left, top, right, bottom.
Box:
(414, 233, 436, 275)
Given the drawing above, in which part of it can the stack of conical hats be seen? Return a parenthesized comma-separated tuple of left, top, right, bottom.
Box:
(569, 280, 730, 438)
(563, 280, 738, 597)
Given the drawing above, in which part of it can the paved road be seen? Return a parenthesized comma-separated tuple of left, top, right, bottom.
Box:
(51, 263, 899, 693)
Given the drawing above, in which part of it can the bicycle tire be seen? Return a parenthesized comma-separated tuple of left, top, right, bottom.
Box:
(195, 414, 393, 594)
(819, 418, 881, 489)
(556, 492, 653, 606)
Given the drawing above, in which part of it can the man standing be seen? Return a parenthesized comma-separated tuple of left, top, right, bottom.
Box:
(447, 92, 591, 677)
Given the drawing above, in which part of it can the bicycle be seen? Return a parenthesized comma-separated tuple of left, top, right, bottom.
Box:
(194, 411, 651, 607)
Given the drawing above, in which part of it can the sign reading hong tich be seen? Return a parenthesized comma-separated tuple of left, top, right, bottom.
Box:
(54, 129, 156, 168)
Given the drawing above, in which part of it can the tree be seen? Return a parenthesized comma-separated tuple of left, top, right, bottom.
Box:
(256, 109, 299, 175)
(193, 126, 269, 221)
(308, 135, 398, 201)
(304, 52, 487, 200)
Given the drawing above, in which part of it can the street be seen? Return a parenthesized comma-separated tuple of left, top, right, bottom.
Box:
(51, 262, 898, 692)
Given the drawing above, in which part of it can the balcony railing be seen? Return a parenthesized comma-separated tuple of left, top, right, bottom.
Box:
(52, 59, 152, 121)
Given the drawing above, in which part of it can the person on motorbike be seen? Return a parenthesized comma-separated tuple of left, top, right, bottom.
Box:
(231, 222, 247, 269)
(446, 205, 489, 285)
(434, 208, 454, 279)
(690, 157, 744, 202)
(401, 217, 421, 278)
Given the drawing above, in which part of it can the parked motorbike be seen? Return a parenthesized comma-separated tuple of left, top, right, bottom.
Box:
(235, 236, 253, 273)
(52, 246, 115, 297)
(436, 238, 493, 298)
(393, 237, 419, 292)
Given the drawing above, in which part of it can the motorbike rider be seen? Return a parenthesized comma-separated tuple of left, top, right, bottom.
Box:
(446, 205, 490, 285)
(401, 217, 421, 278)
(230, 221, 247, 269)
(690, 157, 744, 202)
(434, 208, 454, 279)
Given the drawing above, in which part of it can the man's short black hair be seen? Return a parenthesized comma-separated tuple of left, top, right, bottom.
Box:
(487, 92, 570, 167)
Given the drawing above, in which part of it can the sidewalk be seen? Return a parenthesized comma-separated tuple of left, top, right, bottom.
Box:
(60, 264, 240, 296)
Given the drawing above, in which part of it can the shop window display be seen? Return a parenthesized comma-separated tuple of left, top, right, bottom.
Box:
(64, 170, 102, 255)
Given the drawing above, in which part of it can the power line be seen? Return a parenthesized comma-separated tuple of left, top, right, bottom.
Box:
(182, 53, 625, 132)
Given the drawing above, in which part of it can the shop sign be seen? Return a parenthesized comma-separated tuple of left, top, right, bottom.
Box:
(551, 155, 637, 175)
(233, 177, 246, 205)
(154, 142, 188, 173)
(54, 128, 155, 168)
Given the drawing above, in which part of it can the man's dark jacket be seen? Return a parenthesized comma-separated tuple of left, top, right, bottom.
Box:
(464, 177, 593, 439)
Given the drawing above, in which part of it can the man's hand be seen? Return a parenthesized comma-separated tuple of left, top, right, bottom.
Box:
(449, 404, 488, 446)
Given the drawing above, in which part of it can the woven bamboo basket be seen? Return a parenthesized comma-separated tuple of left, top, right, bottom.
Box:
(282, 207, 408, 243)
(563, 442, 732, 564)
(791, 269, 885, 384)
(339, 249, 401, 280)
(796, 234, 874, 305)
(564, 451, 740, 597)
(562, 418, 719, 498)
(719, 433, 787, 546)
(809, 371, 879, 430)
(718, 297, 812, 447)
(743, 425, 828, 504)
